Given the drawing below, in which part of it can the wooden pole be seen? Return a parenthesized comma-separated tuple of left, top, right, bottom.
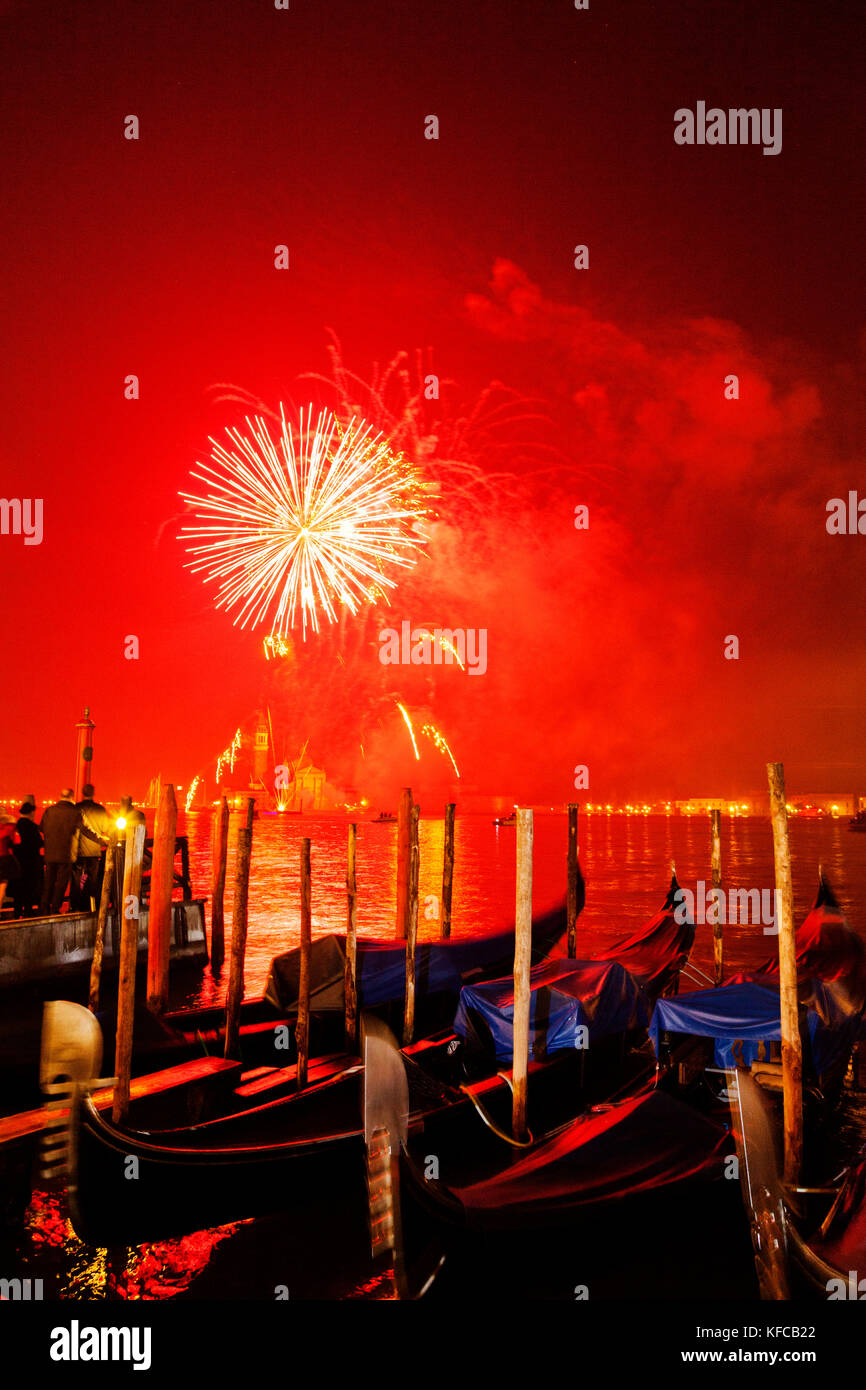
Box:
(395, 787, 413, 938)
(296, 837, 312, 1088)
(112, 822, 146, 1124)
(88, 833, 116, 1014)
(245, 796, 256, 834)
(441, 802, 455, 939)
(403, 804, 420, 1044)
(345, 823, 358, 1052)
(179, 835, 191, 902)
(146, 783, 177, 1013)
(210, 796, 229, 971)
(767, 762, 804, 1190)
(512, 808, 534, 1141)
(223, 824, 252, 1061)
(710, 808, 724, 985)
(566, 803, 580, 958)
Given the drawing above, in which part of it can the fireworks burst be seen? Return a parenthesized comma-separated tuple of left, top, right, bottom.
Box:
(180, 406, 427, 638)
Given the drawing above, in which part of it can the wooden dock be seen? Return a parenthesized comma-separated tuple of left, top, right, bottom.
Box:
(0, 899, 208, 988)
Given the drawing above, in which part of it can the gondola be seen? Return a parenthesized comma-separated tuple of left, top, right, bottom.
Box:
(649, 870, 866, 1112)
(363, 1016, 751, 1301)
(47, 870, 695, 1247)
(729, 1067, 866, 1300)
(41, 903, 577, 1244)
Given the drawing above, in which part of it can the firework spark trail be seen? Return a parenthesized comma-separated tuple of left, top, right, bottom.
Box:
(396, 703, 420, 761)
(179, 406, 426, 638)
(216, 729, 242, 783)
(422, 724, 461, 778)
(263, 634, 292, 660)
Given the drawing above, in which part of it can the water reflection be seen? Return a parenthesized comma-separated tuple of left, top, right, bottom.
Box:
(173, 811, 866, 1007)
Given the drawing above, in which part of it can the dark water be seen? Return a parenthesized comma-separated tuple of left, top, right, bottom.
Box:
(6, 811, 866, 1301)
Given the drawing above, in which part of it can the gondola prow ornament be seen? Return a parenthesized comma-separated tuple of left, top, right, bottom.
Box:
(38, 1001, 115, 1205)
(363, 1015, 409, 1295)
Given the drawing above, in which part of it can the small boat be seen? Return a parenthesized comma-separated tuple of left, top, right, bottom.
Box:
(493, 813, 516, 827)
(849, 810, 866, 832)
(373, 812, 396, 823)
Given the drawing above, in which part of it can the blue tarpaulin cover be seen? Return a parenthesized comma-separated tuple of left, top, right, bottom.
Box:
(649, 978, 862, 1076)
(454, 957, 649, 1062)
(265, 908, 567, 1013)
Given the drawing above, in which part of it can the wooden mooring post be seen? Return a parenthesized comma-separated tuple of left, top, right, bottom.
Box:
(710, 808, 724, 985)
(210, 796, 230, 971)
(88, 833, 116, 1014)
(403, 804, 420, 1045)
(512, 808, 534, 1142)
(395, 787, 413, 939)
(441, 802, 455, 940)
(767, 761, 804, 1190)
(223, 823, 253, 1062)
(112, 821, 147, 1125)
(345, 823, 358, 1052)
(147, 783, 177, 1013)
(566, 803, 580, 958)
(296, 837, 312, 1088)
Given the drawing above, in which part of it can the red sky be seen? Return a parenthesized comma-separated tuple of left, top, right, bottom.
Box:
(1, 0, 864, 806)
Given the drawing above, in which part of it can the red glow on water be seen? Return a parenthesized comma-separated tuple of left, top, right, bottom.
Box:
(23, 1188, 247, 1300)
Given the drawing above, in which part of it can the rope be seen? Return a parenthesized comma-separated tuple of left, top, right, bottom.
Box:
(458, 1076, 534, 1148)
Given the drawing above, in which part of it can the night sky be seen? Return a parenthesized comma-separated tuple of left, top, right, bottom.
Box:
(2, 0, 864, 805)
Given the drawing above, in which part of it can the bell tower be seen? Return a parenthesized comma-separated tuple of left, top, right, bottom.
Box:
(253, 716, 269, 785)
(74, 707, 95, 802)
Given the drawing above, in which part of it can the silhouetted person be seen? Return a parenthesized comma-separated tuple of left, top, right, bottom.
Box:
(117, 796, 146, 827)
(40, 790, 82, 914)
(72, 783, 110, 911)
(12, 801, 43, 918)
(0, 814, 20, 914)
